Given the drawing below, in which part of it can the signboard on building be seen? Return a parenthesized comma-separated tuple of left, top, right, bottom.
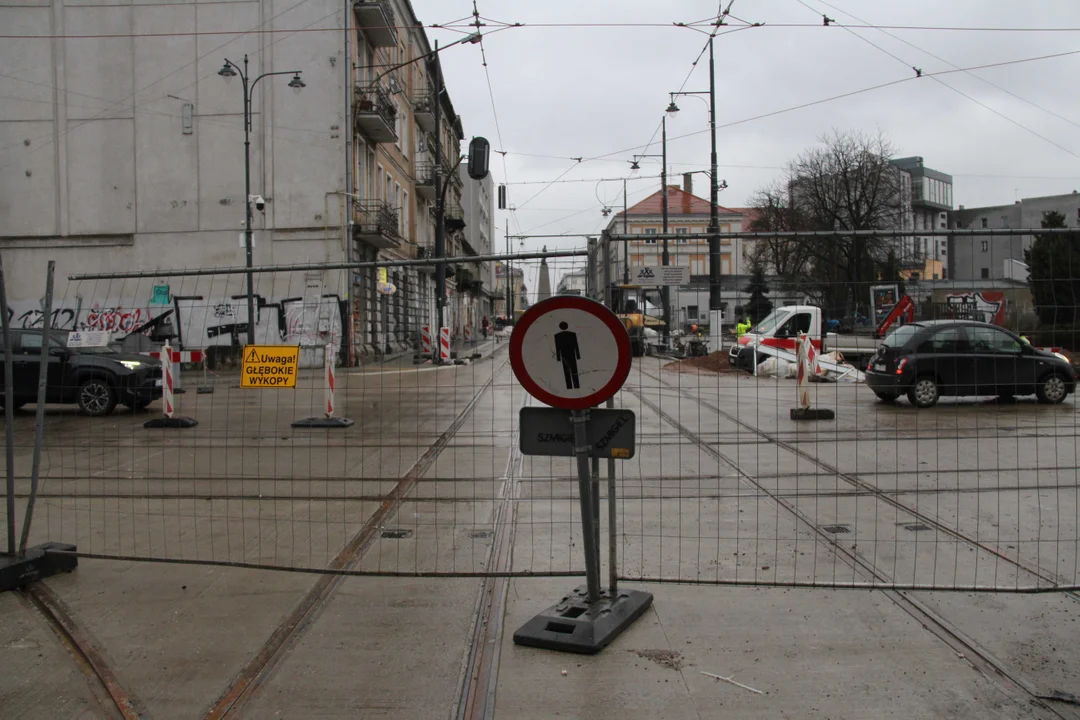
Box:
(630, 265, 690, 287)
(66, 331, 110, 348)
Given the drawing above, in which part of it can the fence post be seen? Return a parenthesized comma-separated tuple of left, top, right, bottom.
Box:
(1, 260, 78, 591)
(0, 254, 15, 556)
(601, 231, 618, 593)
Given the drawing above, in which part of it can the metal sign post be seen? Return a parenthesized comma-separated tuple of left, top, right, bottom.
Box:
(509, 295, 652, 654)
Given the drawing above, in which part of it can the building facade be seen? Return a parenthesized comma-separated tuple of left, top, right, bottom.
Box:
(459, 165, 495, 320)
(949, 191, 1080, 281)
(493, 262, 527, 319)
(0, 0, 470, 364)
(555, 270, 587, 296)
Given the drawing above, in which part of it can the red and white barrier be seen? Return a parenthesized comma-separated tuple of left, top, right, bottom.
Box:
(291, 345, 353, 428)
(148, 350, 204, 363)
(421, 326, 432, 356)
(161, 341, 175, 418)
(464, 324, 472, 344)
(795, 333, 810, 412)
(324, 344, 337, 418)
(439, 327, 451, 363)
(142, 340, 198, 427)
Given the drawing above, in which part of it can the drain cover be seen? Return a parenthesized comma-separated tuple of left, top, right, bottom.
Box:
(469, 530, 493, 539)
(381, 529, 413, 539)
(901, 523, 932, 532)
(820, 524, 851, 534)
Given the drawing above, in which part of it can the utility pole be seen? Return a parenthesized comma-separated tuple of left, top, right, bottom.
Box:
(707, 36, 722, 349)
(623, 179, 629, 285)
(505, 218, 511, 321)
(661, 116, 670, 350)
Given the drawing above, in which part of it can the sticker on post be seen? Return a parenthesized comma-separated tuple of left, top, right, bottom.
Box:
(241, 345, 300, 388)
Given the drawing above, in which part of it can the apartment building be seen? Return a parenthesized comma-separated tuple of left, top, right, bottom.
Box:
(606, 181, 749, 325)
(459, 164, 495, 320)
(949, 191, 1080, 281)
(0, 0, 471, 364)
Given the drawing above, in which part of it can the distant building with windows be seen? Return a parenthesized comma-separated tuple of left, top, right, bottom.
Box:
(949, 191, 1080, 281)
(890, 156, 953, 273)
(556, 269, 588, 296)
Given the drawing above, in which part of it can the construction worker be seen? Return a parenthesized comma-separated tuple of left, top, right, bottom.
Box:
(735, 317, 752, 338)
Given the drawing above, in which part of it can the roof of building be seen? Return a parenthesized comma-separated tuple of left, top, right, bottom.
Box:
(616, 186, 739, 217)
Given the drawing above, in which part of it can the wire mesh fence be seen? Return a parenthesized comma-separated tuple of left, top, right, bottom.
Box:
(1, 231, 1079, 593)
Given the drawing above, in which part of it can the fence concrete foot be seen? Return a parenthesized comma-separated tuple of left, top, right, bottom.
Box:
(143, 416, 198, 428)
(790, 408, 835, 421)
(512, 585, 653, 655)
(291, 417, 355, 428)
(0, 543, 78, 592)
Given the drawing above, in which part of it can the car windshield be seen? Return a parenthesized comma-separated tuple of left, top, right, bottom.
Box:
(752, 309, 791, 335)
(881, 323, 922, 348)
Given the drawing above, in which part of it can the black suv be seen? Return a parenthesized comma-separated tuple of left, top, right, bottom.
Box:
(865, 320, 1076, 408)
(0, 330, 163, 416)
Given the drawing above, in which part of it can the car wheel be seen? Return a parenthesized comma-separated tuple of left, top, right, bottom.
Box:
(874, 392, 898, 403)
(1036, 373, 1068, 404)
(77, 378, 117, 416)
(907, 377, 940, 408)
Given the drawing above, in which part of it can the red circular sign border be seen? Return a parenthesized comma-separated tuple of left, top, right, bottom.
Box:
(509, 295, 632, 410)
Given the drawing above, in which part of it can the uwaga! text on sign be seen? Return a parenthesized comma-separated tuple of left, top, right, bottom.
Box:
(241, 345, 301, 388)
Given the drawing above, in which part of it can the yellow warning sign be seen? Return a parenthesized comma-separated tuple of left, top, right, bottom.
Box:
(241, 345, 300, 388)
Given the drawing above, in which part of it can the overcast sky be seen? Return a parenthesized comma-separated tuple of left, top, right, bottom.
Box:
(410, 0, 1080, 296)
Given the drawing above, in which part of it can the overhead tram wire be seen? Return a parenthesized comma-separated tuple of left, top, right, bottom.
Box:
(792, 0, 1080, 161)
(812, 0, 1080, 130)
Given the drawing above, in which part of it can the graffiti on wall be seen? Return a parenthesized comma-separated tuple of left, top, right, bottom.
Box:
(6, 300, 147, 333)
(944, 291, 1006, 325)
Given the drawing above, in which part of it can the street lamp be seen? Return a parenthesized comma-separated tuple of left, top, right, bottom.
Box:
(668, 35, 721, 347)
(219, 55, 304, 345)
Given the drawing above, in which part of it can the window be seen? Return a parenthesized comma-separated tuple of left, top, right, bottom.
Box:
(687, 305, 699, 320)
(376, 164, 384, 200)
(980, 240, 988, 252)
(402, 190, 409, 238)
(882, 324, 920, 348)
(969, 326, 1022, 354)
(19, 332, 65, 352)
(675, 228, 688, 243)
(981, 268, 990, 279)
(644, 228, 657, 244)
(1001, 216, 1009, 229)
(980, 217, 988, 229)
(919, 327, 965, 354)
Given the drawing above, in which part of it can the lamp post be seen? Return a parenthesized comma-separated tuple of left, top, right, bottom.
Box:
(667, 35, 721, 346)
(218, 55, 304, 344)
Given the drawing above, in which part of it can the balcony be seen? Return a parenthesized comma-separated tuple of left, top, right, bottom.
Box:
(352, 200, 401, 249)
(353, 0, 397, 47)
(413, 91, 436, 133)
(414, 161, 436, 201)
(444, 202, 466, 233)
(414, 244, 437, 273)
(354, 85, 397, 143)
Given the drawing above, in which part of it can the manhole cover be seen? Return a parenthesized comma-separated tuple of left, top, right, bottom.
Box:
(901, 523, 932, 532)
(469, 530, 493, 539)
(381, 529, 413, 539)
(820, 524, 851, 534)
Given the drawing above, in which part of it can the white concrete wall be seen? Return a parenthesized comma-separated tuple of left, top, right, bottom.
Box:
(0, 0, 349, 339)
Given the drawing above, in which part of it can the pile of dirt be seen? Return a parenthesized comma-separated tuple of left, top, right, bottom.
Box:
(629, 648, 685, 671)
(663, 351, 741, 374)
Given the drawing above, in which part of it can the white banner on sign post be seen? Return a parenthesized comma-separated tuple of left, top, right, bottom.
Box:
(630, 265, 690, 287)
(66, 331, 111, 348)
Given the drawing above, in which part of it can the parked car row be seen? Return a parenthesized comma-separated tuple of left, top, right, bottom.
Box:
(0, 329, 162, 416)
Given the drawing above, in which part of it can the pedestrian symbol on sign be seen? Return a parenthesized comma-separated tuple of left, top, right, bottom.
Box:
(554, 321, 581, 389)
(637, 267, 655, 279)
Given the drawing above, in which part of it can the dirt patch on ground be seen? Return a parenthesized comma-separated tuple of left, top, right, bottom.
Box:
(663, 351, 742, 374)
(628, 648, 685, 671)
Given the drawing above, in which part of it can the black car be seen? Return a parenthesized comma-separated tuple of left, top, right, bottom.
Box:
(0, 330, 163, 416)
(865, 320, 1076, 408)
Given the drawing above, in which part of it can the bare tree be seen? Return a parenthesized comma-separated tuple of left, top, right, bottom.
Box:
(746, 180, 811, 282)
(750, 129, 907, 314)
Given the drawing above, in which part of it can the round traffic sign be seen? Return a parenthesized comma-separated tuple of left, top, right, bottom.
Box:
(509, 295, 632, 410)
